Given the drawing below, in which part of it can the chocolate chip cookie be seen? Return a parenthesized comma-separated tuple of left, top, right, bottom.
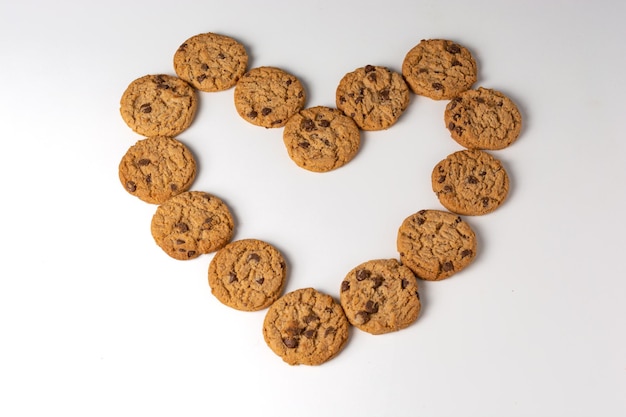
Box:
(150, 191, 234, 260)
(336, 65, 410, 130)
(445, 87, 522, 150)
(282, 106, 361, 172)
(397, 209, 477, 281)
(402, 39, 477, 100)
(118, 136, 196, 204)
(120, 74, 198, 137)
(234, 66, 306, 128)
(262, 287, 349, 366)
(340, 259, 421, 335)
(208, 239, 287, 311)
(173, 32, 248, 92)
(432, 149, 510, 215)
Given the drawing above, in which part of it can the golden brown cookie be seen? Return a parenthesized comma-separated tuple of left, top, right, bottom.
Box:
(208, 239, 287, 311)
(150, 191, 234, 260)
(120, 74, 197, 137)
(118, 136, 196, 204)
(234, 66, 306, 128)
(340, 259, 421, 335)
(445, 87, 522, 150)
(282, 106, 361, 172)
(173, 32, 248, 92)
(397, 209, 477, 281)
(402, 39, 477, 100)
(336, 65, 410, 130)
(432, 149, 509, 215)
(262, 287, 349, 366)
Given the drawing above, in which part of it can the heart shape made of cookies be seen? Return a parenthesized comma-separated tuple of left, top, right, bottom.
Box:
(118, 32, 522, 366)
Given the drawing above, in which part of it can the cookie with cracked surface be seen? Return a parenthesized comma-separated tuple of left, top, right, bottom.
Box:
(340, 259, 421, 335)
(282, 106, 360, 172)
(120, 74, 197, 137)
(208, 239, 287, 311)
(262, 287, 349, 366)
(432, 149, 509, 215)
(336, 64, 410, 130)
(150, 191, 234, 260)
(118, 136, 196, 204)
(397, 209, 477, 281)
(234, 66, 306, 128)
(173, 32, 248, 92)
(402, 39, 477, 100)
(445, 87, 522, 150)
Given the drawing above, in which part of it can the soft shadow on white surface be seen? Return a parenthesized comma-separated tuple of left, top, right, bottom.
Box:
(1, 1, 625, 416)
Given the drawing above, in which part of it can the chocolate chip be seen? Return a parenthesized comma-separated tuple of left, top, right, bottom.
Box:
(479, 171, 487, 176)
(248, 110, 258, 118)
(175, 239, 185, 245)
(455, 126, 464, 136)
(140, 103, 152, 113)
(261, 107, 272, 116)
(247, 253, 260, 262)
(368, 73, 377, 82)
(341, 281, 350, 292)
(187, 251, 196, 257)
(371, 277, 383, 290)
(438, 175, 446, 184)
(324, 327, 336, 337)
(197, 74, 207, 83)
(170, 184, 178, 191)
(364, 300, 379, 314)
(418, 209, 427, 215)
(474, 97, 485, 104)
(449, 101, 457, 110)
(137, 158, 151, 166)
(442, 261, 454, 272)
(432, 82, 443, 90)
(355, 96, 363, 104)
(364, 65, 375, 73)
(468, 175, 479, 184)
(448, 122, 456, 131)
(453, 113, 461, 121)
(286, 79, 292, 86)
(446, 43, 461, 54)
(318, 119, 330, 128)
(461, 249, 473, 258)
(178, 43, 187, 51)
(301, 119, 315, 131)
(217, 53, 225, 59)
(482, 197, 490, 207)
(255, 277, 265, 285)
(200, 63, 209, 71)
(145, 174, 152, 184)
(303, 329, 316, 339)
(282, 337, 298, 349)
(451, 60, 461, 67)
(416, 216, 426, 225)
(355, 311, 370, 325)
(303, 314, 318, 324)
(298, 141, 310, 149)
(442, 185, 453, 193)
(126, 181, 137, 192)
(418, 68, 428, 74)
(378, 88, 390, 101)
(401, 279, 410, 289)
(175, 222, 189, 233)
(228, 272, 238, 283)
(356, 269, 371, 281)
(271, 119, 283, 125)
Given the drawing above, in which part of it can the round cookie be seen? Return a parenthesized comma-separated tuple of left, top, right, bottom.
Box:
(234, 66, 306, 128)
(397, 209, 477, 281)
(432, 149, 509, 215)
(282, 106, 361, 172)
(208, 239, 287, 311)
(262, 287, 349, 366)
(118, 136, 196, 204)
(445, 87, 522, 150)
(120, 74, 198, 137)
(402, 39, 477, 100)
(173, 32, 248, 92)
(336, 65, 410, 131)
(340, 259, 421, 335)
(150, 191, 234, 260)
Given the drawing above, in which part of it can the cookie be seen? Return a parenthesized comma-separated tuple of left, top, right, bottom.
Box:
(120, 74, 198, 137)
(208, 239, 287, 311)
(150, 191, 234, 260)
(336, 65, 410, 130)
(118, 136, 196, 204)
(262, 287, 349, 366)
(173, 32, 248, 92)
(445, 87, 522, 150)
(432, 149, 509, 215)
(397, 209, 477, 281)
(402, 39, 477, 100)
(282, 106, 361, 172)
(234, 66, 306, 128)
(339, 259, 421, 335)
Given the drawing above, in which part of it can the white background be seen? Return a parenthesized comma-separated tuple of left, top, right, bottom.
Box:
(1, 1, 625, 416)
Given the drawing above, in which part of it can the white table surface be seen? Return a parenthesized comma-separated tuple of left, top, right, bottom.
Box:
(1, 1, 625, 416)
